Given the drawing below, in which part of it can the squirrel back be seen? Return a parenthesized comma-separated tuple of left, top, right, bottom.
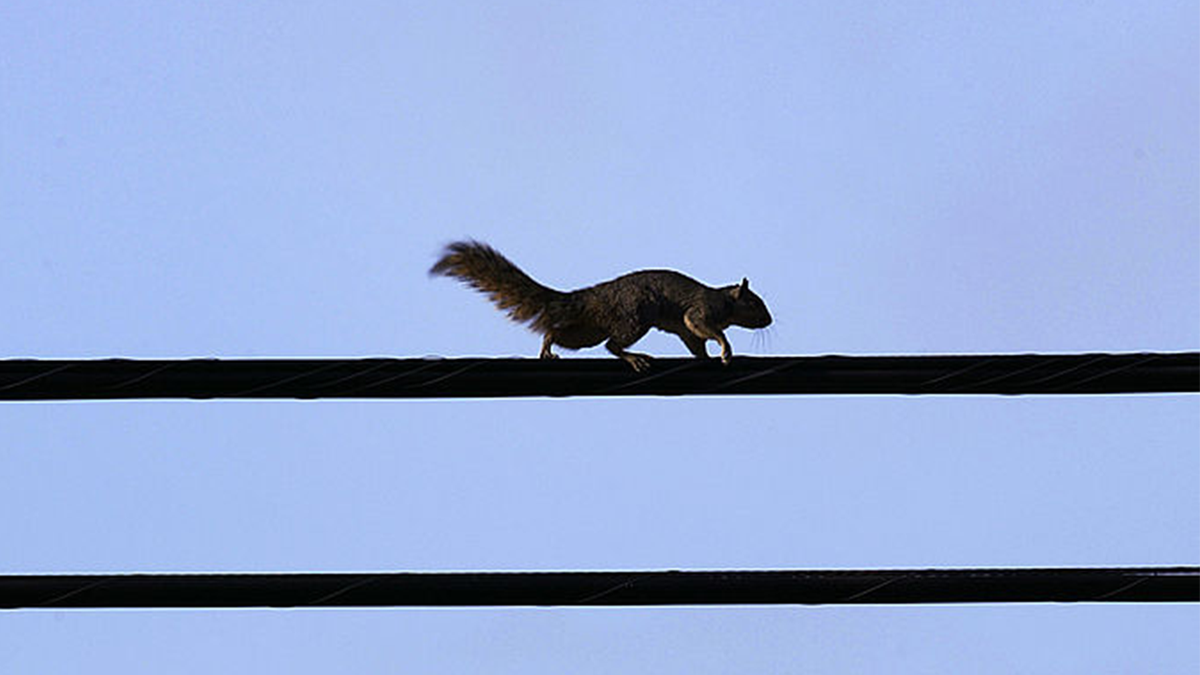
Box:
(430, 240, 771, 370)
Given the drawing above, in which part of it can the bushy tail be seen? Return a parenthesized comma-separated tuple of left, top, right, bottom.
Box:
(430, 240, 569, 334)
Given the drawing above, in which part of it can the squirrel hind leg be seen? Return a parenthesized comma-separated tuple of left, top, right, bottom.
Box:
(605, 339, 652, 372)
(539, 334, 559, 360)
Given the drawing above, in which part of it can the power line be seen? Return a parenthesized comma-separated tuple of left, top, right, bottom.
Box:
(2, 567, 1195, 609)
(0, 352, 1195, 400)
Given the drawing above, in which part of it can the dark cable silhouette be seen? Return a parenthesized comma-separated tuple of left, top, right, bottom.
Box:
(0, 352, 1195, 400)
(3, 567, 1196, 609)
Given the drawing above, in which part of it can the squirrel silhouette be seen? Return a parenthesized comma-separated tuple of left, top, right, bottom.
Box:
(430, 240, 772, 371)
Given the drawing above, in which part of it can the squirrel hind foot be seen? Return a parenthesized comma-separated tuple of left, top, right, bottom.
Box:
(619, 352, 653, 372)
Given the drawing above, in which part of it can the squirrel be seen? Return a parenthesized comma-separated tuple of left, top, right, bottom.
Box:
(429, 240, 772, 371)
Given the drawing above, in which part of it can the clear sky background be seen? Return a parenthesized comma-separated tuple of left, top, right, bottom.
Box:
(2, 1, 1197, 672)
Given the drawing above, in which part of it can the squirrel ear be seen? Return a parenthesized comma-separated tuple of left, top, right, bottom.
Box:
(740, 277, 750, 291)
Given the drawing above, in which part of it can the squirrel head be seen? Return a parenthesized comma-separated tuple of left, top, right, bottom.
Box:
(729, 278, 773, 329)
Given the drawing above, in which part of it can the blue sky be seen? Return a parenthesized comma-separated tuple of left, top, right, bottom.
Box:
(2, 1, 1197, 672)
